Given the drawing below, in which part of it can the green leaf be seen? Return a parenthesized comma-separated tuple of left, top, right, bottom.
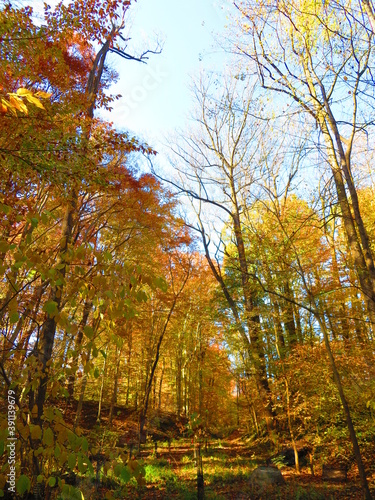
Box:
(9, 311, 19, 324)
(43, 301, 58, 316)
(154, 276, 168, 292)
(83, 362, 92, 374)
(0, 489, 4, 497)
(68, 452, 76, 469)
(123, 308, 135, 320)
(68, 431, 76, 446)
(62, 484, 70, 495)
(103, 251, 112, 261)
(84, 455, 94, 474)
(0, 440, 4, 456)
(114, 463, 122, 477)
(93, 368, 100, 379)
(136, 290, 148, 303)
(16, 475, 31, 495)
(48, 476, 56, 487)
(43, 408, 54, 422)
(120, 466, 131, 483)
(54, 444, 61, 459)
(82, 438, 88, 453)
(77, 454, 87, 474)
(83, 326, 94, 339)
(37, 475, 44, 483)
(0, 204, 11, 214)
(43, 427, 54, 446)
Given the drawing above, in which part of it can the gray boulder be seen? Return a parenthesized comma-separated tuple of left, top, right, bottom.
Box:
(249, 466, 285, 487)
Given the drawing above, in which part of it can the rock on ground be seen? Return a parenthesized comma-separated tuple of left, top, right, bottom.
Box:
(249, 466, 286, 487)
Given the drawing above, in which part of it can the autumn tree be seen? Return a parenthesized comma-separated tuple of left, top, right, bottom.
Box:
(237, 182, 373, 497)
(234, 0, 375, 333)
(162, 75, 288, 430)
(0, 0, 164, 496)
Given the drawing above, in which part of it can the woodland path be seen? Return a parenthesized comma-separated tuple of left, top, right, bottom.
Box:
(58, 400, 374, 499)
(119, 438, 374, 499)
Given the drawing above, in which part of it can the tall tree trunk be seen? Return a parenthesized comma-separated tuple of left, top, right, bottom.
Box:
(158, 360, 165, 410)
(126, 328, 132, 406)
(35, 34, 114, 425)
(285, 377, 299, 474)
(228, 177, 275, 424)
(282, 280, 297, 348)
(196, 444, 205, 500)
(197, 322, 203, 415)
(362, 0, 375, 32)
(314, 311, 372, 500)
(36, 197, 76, 421)
(184, 367, 188, 416)
(176, 357, 182, 415)
(199, 215, 275, 427)
(12, 285, 44, 379)
(97, 347, 108, 423)
(293, 301, 303, 343)
(67, 300, 92, 399)
(75, 347, 91, 430)
(261, 258, 286, 358)
(109, 344, 122, 426)
(74, 317, 100, 427)
(138, 296, 178, 447)
(318, 115, 375, 330)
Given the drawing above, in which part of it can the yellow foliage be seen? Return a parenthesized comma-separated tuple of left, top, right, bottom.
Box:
(1, 87, 51, 116)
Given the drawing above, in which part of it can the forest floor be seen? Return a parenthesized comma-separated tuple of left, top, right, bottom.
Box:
(58, 400, 375, 499)
(117, 439, 375, 500)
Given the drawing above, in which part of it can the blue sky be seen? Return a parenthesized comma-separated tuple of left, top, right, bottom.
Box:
(30, 0, 231, 154)
(99, 0, 230, 148)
